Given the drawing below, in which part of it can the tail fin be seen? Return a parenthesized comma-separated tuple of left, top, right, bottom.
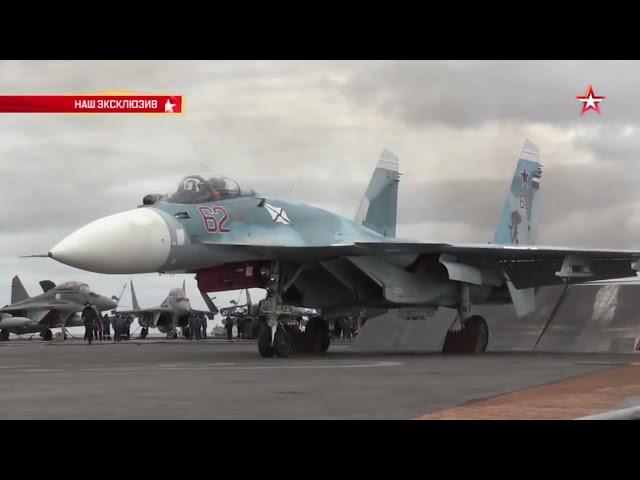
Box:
(355, 149, 400, 237)
(492, 139, 543, 246)
(130, 280, 141, 311)
(11, 276, 29, 303)
(113, 282, 127, 309)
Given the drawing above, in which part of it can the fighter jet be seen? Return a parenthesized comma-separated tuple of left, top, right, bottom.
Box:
(116, 280, 217, 339)
(0, 276, 119, 341)
(47, 141, 640, 357)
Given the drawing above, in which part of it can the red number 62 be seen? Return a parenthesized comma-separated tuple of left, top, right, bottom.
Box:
(198, 206, 230, 233)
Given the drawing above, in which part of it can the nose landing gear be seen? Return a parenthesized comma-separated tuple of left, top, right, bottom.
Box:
(257, 262, 330, 358)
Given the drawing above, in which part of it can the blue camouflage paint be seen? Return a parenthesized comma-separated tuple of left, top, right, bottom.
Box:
(492, 142, 542, 246)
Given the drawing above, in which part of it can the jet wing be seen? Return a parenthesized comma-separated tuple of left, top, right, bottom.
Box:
(0, 300, 83, 314)
(116, 306, 175, 315)
(190, 309, 217, 318)
(196, 241, 398, 262)
(199, 241, 639, 290)
(353, 241, 640, 289)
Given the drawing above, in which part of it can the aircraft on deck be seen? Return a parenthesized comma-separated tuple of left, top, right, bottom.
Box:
(0, 276, 119, 341)
(116, 280, 217, 339)
(46, 141, 640, 357)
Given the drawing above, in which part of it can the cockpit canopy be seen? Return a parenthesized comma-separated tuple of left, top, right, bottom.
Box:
(52, 281, 92, 294)
(169, 288, 188, 302)
(145, 176, 256, 205)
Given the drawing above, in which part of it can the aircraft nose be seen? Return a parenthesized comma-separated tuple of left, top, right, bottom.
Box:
(49, 209, 172, 274)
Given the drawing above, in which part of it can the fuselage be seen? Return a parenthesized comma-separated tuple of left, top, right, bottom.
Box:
(49, 195, 508, 314)
(50, 196, 398, 274)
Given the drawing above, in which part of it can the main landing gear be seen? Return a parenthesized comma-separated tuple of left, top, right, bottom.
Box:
(257, 261, 331, 358)
(442, 315, 489, 354)
(442, 283, 489, 355)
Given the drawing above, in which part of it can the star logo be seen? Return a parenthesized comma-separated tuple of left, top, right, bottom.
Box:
(576, 85, 606, 116)
(264, 203, 291, 225)
(520, 167, 529, 187)
(165, 98, 176, 113)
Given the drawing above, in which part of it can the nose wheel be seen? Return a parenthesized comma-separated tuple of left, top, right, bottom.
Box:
(258, 322, 274, 358)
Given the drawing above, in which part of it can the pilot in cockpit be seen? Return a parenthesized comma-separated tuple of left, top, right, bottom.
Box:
(170, 175, 214, 204)
(208, 177, 226, 200)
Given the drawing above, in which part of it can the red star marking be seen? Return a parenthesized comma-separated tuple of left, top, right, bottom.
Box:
(576, 85, 606, 116)
(520, 167, 529, 187)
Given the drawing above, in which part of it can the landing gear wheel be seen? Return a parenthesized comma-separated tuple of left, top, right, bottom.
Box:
(466, 315, 489, 354)
(168, 331, 178, 340)
(306, 317, 330, 354)
(258, 322, 274, 358)
(140, 328, 148, 339)
(42, 329, 52, 341)
(442, 315, 489, 354)
(273, 328, 292, 358)
(320, 332, 331, 353)
(0, 329, 9, 341)
(288, 326, 305, 353)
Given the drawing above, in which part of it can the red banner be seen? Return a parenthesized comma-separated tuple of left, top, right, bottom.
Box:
(0, 95, 183, 114)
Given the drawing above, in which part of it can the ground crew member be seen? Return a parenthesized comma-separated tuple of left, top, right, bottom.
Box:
(200, 314, 208, 339)
(112, 314, 123, 342)
(103, 314, 111, 341)
(188, 314, 200, 341)
(81, 303, 97, 345)
(237, 316, 245, 339)
(225, 317, 233, 339)
(94, 309, 103, 341)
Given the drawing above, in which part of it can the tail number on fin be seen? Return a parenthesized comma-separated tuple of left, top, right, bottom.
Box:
(519, 194, 529, 210)
(198, 206, 231, 233)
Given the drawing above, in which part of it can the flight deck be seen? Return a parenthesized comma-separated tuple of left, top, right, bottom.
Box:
(1, 339, 639, 419)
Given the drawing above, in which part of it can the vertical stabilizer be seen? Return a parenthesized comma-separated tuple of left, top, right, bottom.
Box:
(11, 275, 29, 304)
(130, 280, 141, 311)
(355, 149, 400, 237)
(492, 139, 543, 246)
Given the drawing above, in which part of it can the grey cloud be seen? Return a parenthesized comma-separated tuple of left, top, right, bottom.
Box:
(343, 61, 640, 127)
(396, 161, 640, 247)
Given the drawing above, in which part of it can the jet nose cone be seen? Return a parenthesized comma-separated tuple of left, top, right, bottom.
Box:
(50, 209, 172, 274)
(106, 298, 118, 310)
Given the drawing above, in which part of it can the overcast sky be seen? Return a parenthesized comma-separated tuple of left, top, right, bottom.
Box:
(1, 60, 639, 315)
